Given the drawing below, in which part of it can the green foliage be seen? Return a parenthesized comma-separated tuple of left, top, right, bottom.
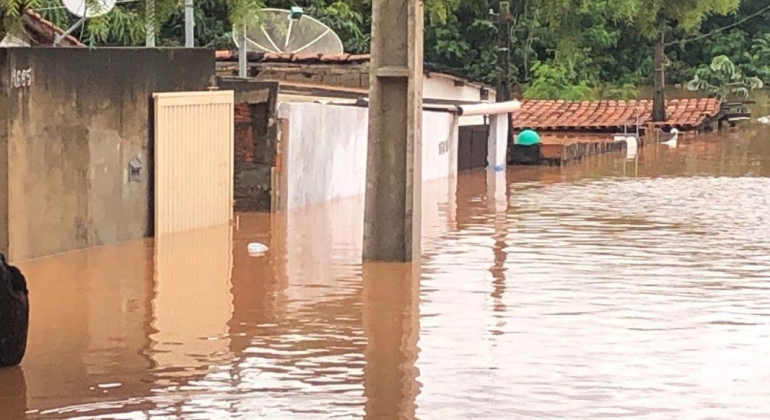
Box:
(523, 61, 596, 100)
(306, 0, 369, 53)
(523, 61, 638, 100)
(598, 83, 639, 100)
(0, 0, 768, 103)
(687, 55, 764, 100)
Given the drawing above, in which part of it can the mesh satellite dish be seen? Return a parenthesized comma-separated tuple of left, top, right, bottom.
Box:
(62, 0, 116, 17)
(233, 8, 344, 54)
(54, 0, 117, 45)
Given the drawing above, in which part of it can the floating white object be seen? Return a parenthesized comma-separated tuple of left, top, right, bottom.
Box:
(661, 128, 679, 149)
(757, 116, 770, 124)
(247, 242, 269, 256)
(614, 135, 638, 159)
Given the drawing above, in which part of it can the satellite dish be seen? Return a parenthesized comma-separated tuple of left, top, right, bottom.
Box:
(233, 8, 344, 55)
(61, 0, 116, 17)
(54, 0, 116, 45)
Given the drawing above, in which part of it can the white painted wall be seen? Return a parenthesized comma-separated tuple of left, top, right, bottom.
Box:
(423, 75, 496, 127)
(422, 111, 459, 182)
(278, 102, 459, 210)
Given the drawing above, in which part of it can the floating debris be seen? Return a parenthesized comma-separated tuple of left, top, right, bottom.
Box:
(247, 242, 269, 256)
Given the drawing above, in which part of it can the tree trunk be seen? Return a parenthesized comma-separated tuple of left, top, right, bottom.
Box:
(0, 254, 29, 367)
(652, 29, 667, 122)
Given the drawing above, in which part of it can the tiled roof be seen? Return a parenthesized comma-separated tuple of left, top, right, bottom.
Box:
(215, 51, 370, 63)
(513, 98, 721, 131)
(23, 10, 84, 47)
(215, 50, 494, 90)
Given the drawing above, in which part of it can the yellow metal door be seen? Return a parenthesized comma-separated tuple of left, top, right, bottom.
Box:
(153, 91, 234, 236)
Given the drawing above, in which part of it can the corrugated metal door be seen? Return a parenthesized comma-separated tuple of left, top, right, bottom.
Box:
(458, 125, 489, 172)
(154, 91, 234, 236)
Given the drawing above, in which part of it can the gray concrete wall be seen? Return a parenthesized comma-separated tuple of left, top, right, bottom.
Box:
(250, 63, 369, 89)
(0, 50, 8, 256)
(1, 48, 215, 261)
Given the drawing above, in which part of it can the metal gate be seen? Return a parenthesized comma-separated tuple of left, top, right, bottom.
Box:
(458, 125, 489, 172)
(154, 90, 235, 236)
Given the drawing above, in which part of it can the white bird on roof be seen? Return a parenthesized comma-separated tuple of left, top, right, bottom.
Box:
(662, 128, 679, 148)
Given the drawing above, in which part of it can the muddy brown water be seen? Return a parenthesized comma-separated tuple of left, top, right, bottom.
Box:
(2, 126, 770, 419)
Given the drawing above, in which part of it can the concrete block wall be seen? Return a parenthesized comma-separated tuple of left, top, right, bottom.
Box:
(218, 78, 280, 212)
(0, 48, 215, 261)
(276, 102, 459, 210)
(253, 64, 369, 89)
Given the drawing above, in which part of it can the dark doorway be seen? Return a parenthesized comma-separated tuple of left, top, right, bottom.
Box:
(458, 125, 489, 172)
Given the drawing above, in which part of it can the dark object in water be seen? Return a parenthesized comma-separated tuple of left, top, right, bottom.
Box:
(0, 253, 29, 367)
(509, 143, 542, 165)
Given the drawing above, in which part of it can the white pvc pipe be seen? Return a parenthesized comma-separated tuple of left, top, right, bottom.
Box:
(457, 100, 521, 116)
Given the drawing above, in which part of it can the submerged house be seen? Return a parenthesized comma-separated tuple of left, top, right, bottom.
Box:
(509, 98, 724, 164)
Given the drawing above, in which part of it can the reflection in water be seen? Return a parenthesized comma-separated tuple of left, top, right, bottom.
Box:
(0, 366, 26, 420)
(2, 127, 770, 419)
(363, 263, 420, 420)
(151, 224, 234, 387)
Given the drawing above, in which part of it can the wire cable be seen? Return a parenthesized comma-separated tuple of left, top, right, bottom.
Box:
(665, 4, 770, 47)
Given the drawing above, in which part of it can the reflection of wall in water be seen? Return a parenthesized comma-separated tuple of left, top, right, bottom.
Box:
(278, 175, 458, 304)
(17, 241, 155, 412)
(151, 225, 234, 386)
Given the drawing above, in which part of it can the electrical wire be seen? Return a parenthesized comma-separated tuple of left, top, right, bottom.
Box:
(665, 4, 770, 47)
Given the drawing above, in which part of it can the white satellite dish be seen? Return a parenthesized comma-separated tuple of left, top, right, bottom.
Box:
(233, 8, 344, 55)
(54, 0, 116, 45)
(61, 0, 116, 18)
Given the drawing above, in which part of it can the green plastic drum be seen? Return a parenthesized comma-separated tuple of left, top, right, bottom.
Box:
(516, 129, 541, 146)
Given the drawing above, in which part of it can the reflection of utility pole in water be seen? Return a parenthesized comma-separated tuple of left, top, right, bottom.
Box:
(363, 0, 424, 262)
(486, 169, 508, 332)
(362, 263, 421, 419)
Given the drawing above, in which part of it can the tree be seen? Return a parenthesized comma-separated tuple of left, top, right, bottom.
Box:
(1, 0, 264, 47)
(533, 0, 741, 121)
(644, 0, 740, 121)
(686, 55, 764, 100)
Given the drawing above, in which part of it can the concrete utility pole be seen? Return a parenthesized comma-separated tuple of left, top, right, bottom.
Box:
(238, 26, 248, 78)
(363, 0, 424, 262)
(185, 0, 194, 47)
(495, 2, 514, 160)
(145, 0, 155, 47)
(652, 28, 667, 122)
(495, 2, 512, 103)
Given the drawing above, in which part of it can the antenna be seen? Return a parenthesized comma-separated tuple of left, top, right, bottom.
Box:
(233, 8, 344, 55)
(54, 0, 117, 46)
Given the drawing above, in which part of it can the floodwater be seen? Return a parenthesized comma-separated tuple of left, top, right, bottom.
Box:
(2, 126, 770, 419)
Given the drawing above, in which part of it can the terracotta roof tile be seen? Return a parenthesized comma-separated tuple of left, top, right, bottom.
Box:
(22, 9, 84, 47)
(513, 98, 721, 131)
(215, 50, 371, 64)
